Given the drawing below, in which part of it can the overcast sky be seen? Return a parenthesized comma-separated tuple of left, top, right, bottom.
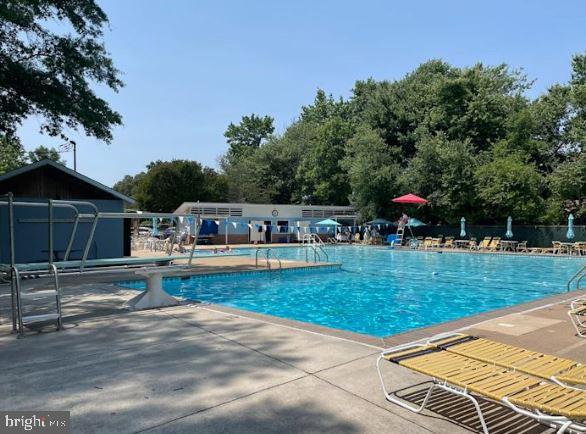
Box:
(16, 0, 586, 186)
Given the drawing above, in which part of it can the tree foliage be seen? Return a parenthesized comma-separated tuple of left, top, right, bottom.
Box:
(0, 134, 64, 174)
(223, 114, 274, 166)
(0, 0, 123, 144)
(113, 55, 584, 224)
(0, 134, 27, 174)
(131, 160, 227, 212)
(28, 145, 65, 164)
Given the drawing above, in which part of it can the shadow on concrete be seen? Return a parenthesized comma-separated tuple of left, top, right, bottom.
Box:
(396, 384, 551, 434)
(147, 397, 362, 433)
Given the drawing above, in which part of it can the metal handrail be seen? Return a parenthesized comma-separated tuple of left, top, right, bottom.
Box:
(301, 233, 329, 263)
(11, 263, 62, 337)
(271, 250, 282, 270)
(255, 248, 271, 269)
(317, 244, 329, 262)
(567, 264, 586, 292)
(11, 265, 23, 336)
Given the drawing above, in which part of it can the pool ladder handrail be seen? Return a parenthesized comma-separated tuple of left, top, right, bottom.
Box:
(301, 233, 329, 263)
(11, 264, 63, 337)
(567, 264, 586, 292)
(255, 248, 282, 271)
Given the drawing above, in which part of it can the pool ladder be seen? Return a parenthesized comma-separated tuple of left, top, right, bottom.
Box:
(567, 264, 586, 292)
(255, 248, 282, 271)
(304, 243, 329, 263)
(10, 264, 63, 338)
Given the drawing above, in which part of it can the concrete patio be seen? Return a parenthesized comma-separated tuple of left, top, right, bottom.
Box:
(0, 250, 583, 434)
(2, 275, 581, 433)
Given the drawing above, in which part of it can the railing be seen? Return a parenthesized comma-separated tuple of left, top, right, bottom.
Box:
(567, 264, 586, 292)
(11, 263, 62, 337)
(255, 248, 282, 271)
(301, 233, 329, 263)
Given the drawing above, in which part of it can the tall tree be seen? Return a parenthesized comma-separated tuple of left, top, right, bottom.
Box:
(223, 114, 274, 166)
(113, 172, 145, 199)
(343, 125, 401, 221)
(28, 145, 65, 164)
(402, 134, 479, 223)
(133, 160, 227, 212)
(0, 134, 27, 174)
(0, 0, 123, 144)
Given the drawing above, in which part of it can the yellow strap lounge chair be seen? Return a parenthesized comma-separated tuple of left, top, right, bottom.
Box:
(442, 237, 455, 249)
(487, 237, 501, 251)
(475, 237, 491, 250)
(421, 237, 433, 250)
(377, 335, 586, 433)
(439, 335, 586, 387)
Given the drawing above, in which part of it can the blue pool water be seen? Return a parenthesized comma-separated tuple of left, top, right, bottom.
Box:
(120, 247, 584, 337)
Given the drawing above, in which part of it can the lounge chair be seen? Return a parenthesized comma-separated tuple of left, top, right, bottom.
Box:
(516, 241, 528, 253)
(474, 237, 491, 250)
(421, 237, 433, 250)
(569, 299, 586, 338)
(487, 237, 501, 251)
(442, 237, 454, 249)
(574, 242, 586, 256)
(377, 334, 586, 434)
(439, 335, 586, 387)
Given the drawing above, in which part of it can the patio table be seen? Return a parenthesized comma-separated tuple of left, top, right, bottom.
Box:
(455, 240, 470, 249)
(500, 240, 518, 252)
(559, 242, 575, 255)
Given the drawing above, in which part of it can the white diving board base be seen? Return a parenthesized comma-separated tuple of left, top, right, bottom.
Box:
(125, 269, 180, 310)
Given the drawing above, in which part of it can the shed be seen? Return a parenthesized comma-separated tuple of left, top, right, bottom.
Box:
(0, 159, 134, 264)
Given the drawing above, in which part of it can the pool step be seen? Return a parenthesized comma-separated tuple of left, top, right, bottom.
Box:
(22, 312, 61, 325)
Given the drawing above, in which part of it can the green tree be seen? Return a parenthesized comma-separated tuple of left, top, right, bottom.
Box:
(475, 151, 544, 223)
(342, 125, 401, 221)
(0, 0, 123, 143)
(134, 160, 227, 212)
(545, 154, 586, 222)
(223, 114, 274, 165)
(113, 172, 145, 199)
(0, 134, 27, 174)
(403, 134, 479, 223)
(296, 116, 354, 205)
(28, 145, 65, 164)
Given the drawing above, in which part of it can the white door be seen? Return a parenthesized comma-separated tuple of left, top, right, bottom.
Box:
(296, 221, 310, 241)
(249, 220, 264, 243)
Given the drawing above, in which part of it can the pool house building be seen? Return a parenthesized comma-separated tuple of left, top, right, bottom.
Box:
(174, 202, 358, 244)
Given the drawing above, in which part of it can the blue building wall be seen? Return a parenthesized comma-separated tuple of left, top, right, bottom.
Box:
(0, 199, 124, 264)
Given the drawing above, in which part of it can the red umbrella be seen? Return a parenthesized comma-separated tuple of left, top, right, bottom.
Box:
(392, 193, 428, 204)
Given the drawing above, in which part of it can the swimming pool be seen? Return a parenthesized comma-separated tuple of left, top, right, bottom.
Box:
(120, 247, 584, 337)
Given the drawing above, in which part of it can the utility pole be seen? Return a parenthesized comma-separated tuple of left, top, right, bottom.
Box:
(73, 142, 77, 171)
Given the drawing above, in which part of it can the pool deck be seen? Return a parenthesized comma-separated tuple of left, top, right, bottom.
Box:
(0, 250, 584, 433)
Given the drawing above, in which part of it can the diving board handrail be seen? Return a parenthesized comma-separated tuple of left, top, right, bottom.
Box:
(51, 200, 99, 269)
(1, 193, 208, 334)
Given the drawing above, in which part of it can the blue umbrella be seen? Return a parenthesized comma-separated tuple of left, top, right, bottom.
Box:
(567, 214, 575, 240)
(505, 216, 513, 239)
(315, 218, 341, 237)
(151, 217, 159, 236)
(407, 218, 426, 227)
(460, 217, 466, 238)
